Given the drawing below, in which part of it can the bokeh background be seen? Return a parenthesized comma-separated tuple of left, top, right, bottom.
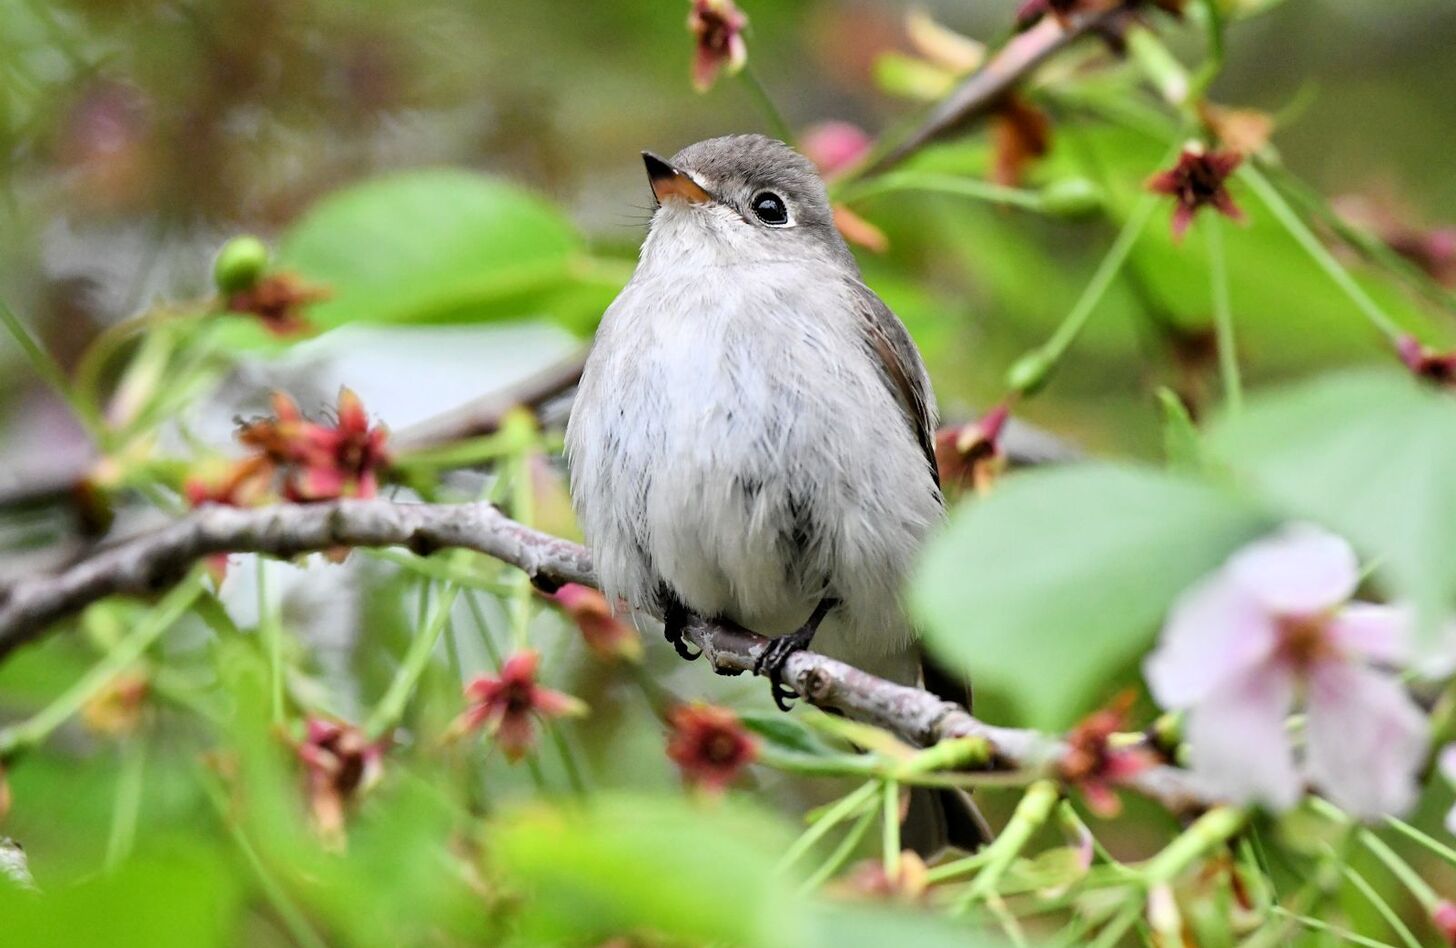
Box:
(3, 1, 1456, 944)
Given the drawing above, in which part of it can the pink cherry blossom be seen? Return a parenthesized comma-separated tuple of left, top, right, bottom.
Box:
(1144, 525, 1427, 819)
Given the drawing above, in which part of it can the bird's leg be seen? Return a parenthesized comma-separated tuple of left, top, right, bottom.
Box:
(661, 595, 701, 661)
(754, 597, 839, 712)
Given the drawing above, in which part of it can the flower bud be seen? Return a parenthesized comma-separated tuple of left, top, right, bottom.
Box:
(1039, 178, 1103, 218)
(213, 235, 269, 294)
(1006, 349, 1056, 396)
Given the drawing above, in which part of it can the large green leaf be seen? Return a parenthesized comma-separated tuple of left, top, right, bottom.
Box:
(276, 168, 620, 332)
(1210, 369, 1456, 643)
(492, 794, 799, 946)
(910, 463, 1266, 730)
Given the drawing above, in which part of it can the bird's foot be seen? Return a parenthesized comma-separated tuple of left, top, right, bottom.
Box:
(753, 624, 818, 712)
(663, 602, 701, 661)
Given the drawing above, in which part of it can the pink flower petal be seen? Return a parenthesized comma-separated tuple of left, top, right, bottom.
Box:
(1145, 573, 1277, 708)
(1305, 660, 1427, 819)
(1329, 602, 1412, 666)
(1441, 743, 1456, 783)
(1227, 524, 1359, 616)
(1186, 664, 1301, 811)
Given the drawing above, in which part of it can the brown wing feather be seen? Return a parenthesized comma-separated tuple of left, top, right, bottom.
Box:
(851, 282, 941, 490)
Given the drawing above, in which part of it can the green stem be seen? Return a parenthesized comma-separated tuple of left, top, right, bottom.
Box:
(0, 577, 203, 756)
(954, 779, 1060, 912)
(365, 583, 463, 739)
(1358, 830, 1438, 911)
(778, 781, 879, 874)
(1087, 899, 1143, 948)
(1006, 184, 1165, 396)
(1383, 816, 1456, 869)
(1267, 907, 1401, 948)
(799, 805, 877, 893)
(1139, 806, 1247, 885)
(738, 66, 793, 143)
(1204, 214, 1242, 413)
(837, 172, 1045, 212)
(1241, 164, 1403, 342)
(198, 771, 330, 948)
(881, 778, 901, 879)
(1190, 0, 1226, 98)
(1337, 860, 1422, 948)
(105, 735, 147, 871)
(257, 560, 284, 725)
(0, 294, 105, 440)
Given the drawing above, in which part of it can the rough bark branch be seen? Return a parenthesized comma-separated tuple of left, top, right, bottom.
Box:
(0, 497, 1213, 812)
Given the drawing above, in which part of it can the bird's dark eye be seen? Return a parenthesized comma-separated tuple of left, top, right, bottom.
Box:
(751, 191, 789, 225)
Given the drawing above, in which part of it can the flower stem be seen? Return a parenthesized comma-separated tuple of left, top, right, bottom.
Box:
(1336, 859, 1422, 948)
(1006, 185, 1164, 396)
(1383, 815, 1456, 869)
(738, 66, 793, 143)
(1203, 214, 1243, 414)
(0, 576, 203, 756)
(800, 805, 877, 893)
(837, 172, 1045, 212)
(1240, 164, 1403, 343)
(257, 559, 284, 725)
(778, 780, 879, 874)
(105, 735, 147, 871)
(954, 779, 1060, 912)
(881, 778, 901, 880)
(366, 582, 462, 739)
(0, 293, 105, 441)
(1139, 805, 1246, 885)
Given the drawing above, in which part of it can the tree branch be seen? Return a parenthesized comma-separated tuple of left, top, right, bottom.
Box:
(0, 497, 1213, 812)
(858, 9, 1120, 178)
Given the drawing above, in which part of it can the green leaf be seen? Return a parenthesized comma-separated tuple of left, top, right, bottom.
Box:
(740, 711, 841, 756)
(276, 169, 618, 332)
(1158, 387, 1207, 471)
(492, 794, 799, 946)
(1209, 369, 1456, 644)
(910, 463, 1266, 730)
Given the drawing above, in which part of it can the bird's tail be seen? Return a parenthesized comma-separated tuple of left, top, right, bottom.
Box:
(901, 652, 994, 857)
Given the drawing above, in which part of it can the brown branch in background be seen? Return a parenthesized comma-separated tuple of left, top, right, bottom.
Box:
(392, 351, 588, 452)
(858, 10, 1117, 178)
(0, 496, 1212, 812)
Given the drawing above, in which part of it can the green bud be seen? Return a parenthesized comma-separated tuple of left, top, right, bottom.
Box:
(213, 236, 269, 294)
(1006, 349, 1056, 396)
(1038, 178, 1103, 218)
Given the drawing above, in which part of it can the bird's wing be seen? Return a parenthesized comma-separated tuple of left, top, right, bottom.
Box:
(850, 280, 942, 490)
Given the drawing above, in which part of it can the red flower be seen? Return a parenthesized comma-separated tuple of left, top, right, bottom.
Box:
(991, 95, 1051, 187)
(1147, 145, 1245, 242)
(225, 273, 328, 337)
(456, 651, 586, 762)
(1433, 900, 1456, 945)
(295, 717, 386, 837)
(1057, 692, 1157, 817)
(935, 404, 1010, 495)
(688, 0, 748, 92)
(665, 703, 757, 794)
(239, 388, 391, 502)
(837, 852, 930, 902)
(1397, 334, 1456, 386)
(800, 122, 872, 181)
(553, 584, 642, 662)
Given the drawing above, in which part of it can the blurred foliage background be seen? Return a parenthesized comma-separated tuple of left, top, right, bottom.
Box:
(3, 0, 1456, 945)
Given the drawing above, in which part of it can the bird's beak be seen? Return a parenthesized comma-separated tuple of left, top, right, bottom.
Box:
(643, 151, 713, 206)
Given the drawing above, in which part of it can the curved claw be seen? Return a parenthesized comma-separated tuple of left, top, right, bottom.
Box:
(769, 678, 798, 712)
(671, 635, 702, 661)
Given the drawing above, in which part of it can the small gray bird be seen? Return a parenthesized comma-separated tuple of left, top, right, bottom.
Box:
(566, 134, 986, 852)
